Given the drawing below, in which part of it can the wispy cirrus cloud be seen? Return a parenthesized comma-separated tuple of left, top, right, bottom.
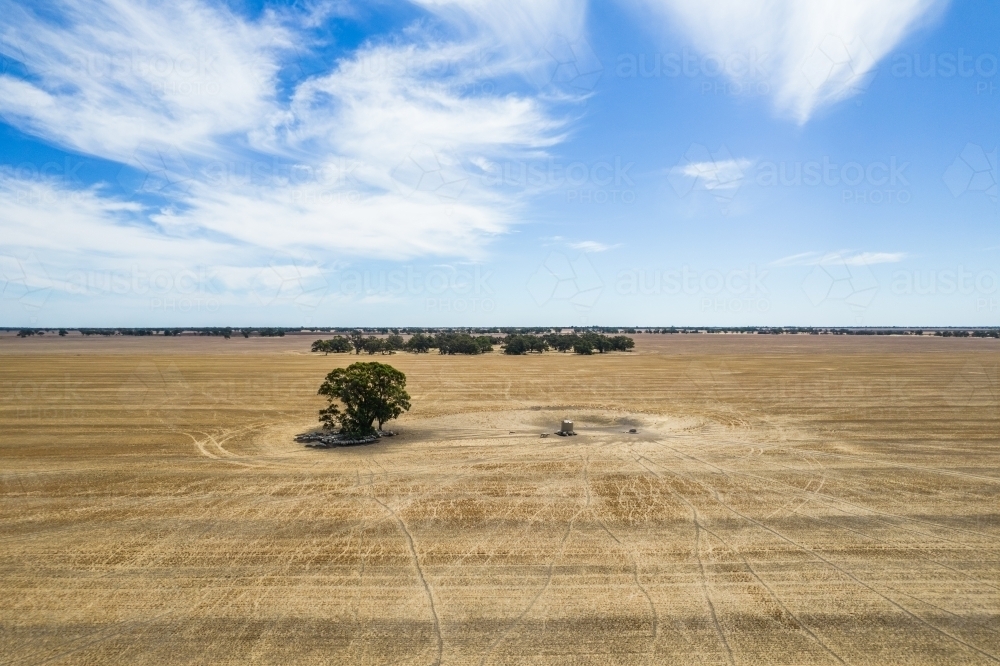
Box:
(569, 240, 620, 253)
(771, 250, 907, 267)
(0, 0, 292, 162)
(0, 0, 585, 272)
(673, 158, 752, 191)
(630, 0, 947, 123)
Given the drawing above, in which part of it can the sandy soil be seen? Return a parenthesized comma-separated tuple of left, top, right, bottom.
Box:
(1, 334, 998, 664)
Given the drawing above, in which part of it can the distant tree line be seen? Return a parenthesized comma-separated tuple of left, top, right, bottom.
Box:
(935, 330, 1000, 338)
(310, 332, 635, 356)
(29, 327, 295, 338)
(312, 332, 499, 355)
(9, 326, 1000, 340)
(502, 332, 634, 355)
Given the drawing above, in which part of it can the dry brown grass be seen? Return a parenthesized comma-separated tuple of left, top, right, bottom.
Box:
(2, 333, 999, 664)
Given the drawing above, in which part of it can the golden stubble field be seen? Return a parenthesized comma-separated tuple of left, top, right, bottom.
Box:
(1, 333, 999, 665)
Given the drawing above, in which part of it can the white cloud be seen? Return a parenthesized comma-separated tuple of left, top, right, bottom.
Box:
(0, 0, 579, 270)
(675, 158, 751, 191)
(771, 250, 907, 267)
(0, 0, 290, 162)
(631, 0, 946, 122)
(569, 240, 619, 253)
(0, 174, 344, 308)
(0, 175, 234, 276)
(414, 0, 588, 64)
(845, 252, 908, 266)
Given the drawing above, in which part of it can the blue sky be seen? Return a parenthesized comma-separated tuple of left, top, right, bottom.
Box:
(0, 0, 997, 327)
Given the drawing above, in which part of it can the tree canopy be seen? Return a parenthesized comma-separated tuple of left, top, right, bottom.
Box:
(502, 332, 634, 355)
(311, 336, 353, 354)
(309, 332, 634, 356)
(502, 334, 548, 354)
(434, 333, 495, 354)
(317, 362, 411, 435)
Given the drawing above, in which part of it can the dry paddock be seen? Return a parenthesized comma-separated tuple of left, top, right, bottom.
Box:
(1, 333, 999, 665)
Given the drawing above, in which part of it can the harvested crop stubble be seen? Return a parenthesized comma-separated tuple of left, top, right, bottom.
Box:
(1, 333, 999, 664)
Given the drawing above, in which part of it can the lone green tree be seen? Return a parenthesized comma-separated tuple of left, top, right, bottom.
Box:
(317, 362, 411, 434)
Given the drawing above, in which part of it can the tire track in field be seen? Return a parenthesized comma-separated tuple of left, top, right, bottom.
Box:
(629, 455, 735, 666)
(636, 448, 1000, 664)
(478, 454, 591, 666)
(673, 438, 992, 555)
(880, 581, 1000, 638)
(697, 520, 848, 665)
(683, 430, 1000, 487)
(370, 495, 443, 666)
(353, 453, 499, 666)
(709, 485, 1000, 664)
(653, 436, 998, 543)
(761, 449, 828, 520)
(602, 443, 710, 660)
(646, 436, 1000, 611)
(628, 450, 847, 665)
(587, 454, 659, 663)
(650, 437, 1000, 591)
(781, 501, 1000, 594)
(771, 443, 972, 513)
(784, 447, 1000, 486)
(188, 421, 275, 466)
(747, 446, 985, 537)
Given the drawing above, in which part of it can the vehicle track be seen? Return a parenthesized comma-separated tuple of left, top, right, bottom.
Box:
(629, 455, 734, 666)
(478, 454, 592, 666)
(370, 495, 444, 666)
(650, 437, 998, 543)
(628, 449, 848, 665)
(635, 450, 1000, 664)
(644, 437, 1000, 601)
